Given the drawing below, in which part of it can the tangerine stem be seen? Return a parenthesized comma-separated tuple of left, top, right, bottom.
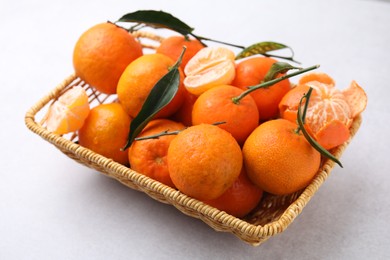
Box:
(134, 122, 226, 141)
(296, 88, 343, 168)
(232, 64, 320, 104)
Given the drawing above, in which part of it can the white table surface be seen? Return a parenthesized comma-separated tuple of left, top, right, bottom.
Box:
(2, 0, 390, 259)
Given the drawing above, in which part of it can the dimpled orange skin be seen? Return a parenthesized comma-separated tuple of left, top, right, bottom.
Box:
(73, 22, 143, 94)
(116, 53, 185, 119)
(192, 85, 259, 146)
(78, 103, 131, 165)
(243, 119, 321, 195)
(232, 57, 291, 121)
(129, 119, 185, 188)
(168, 124, 243, 201)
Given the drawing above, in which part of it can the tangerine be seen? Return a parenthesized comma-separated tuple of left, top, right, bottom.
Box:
(243, 119, 321, 195)
(184, 46, 236, 96)
(279, 72, 367, 150)
(78, 103, 131, 165)
(129, 119, 185, 188)
(192, 85, 259, 145)
(73, 22, 143, 94)
(156, 35, 204, 71)
(168, 124, 242, 200)
(232, 56, 291, 121)
(203, 168, 263, 218)
(117, 53, 185, 118)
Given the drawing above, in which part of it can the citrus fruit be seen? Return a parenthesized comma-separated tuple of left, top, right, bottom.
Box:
(129, 119, 185, 188)
(183, 46, 236, 96)
(156, 35, 204, 71)
(168, 124, 242, 200)
(78, 103, 131, 165)
(232, 56, 291, 121)
(117, 53, 185, 118)
(203, 168, 263, 218)
(192, 85, 259, 145)
(243, 119, 321, 195)
(73, 22, 143, 94)
(46, 86, 90, 135)
(279, 72, 367, 150)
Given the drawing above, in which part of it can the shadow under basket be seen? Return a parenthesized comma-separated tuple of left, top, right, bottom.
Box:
(24, 32, 362, 246)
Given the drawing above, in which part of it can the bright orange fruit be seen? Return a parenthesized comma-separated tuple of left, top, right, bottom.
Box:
(279, 72, 367, 150)
(78, 103, 131, 165)
(192, 85, 259, 145)
(129, 119, 185, 188)
(243, 119, 321, 195)
(117, 53, 185, 118)
(183, 46, 236, 96)
(168, 124, 242, 200)
(73, 22, 143, 94)
(203, 168, 263, 218)
(156, 35, 204, 71)
(232, 56, 291, 121)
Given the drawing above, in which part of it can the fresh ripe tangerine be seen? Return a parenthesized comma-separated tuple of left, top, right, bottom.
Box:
(46, 86, 90, 135)
(203, 168, 263, 218)
(243, 119, 321, 195)
(117, 53, 185, 118)
(156, 35, 204, 71)
(73, 22, 143, 94)
(168, 124, 243, 200)
(129, 119, 185, 188)
(78, 103, 131, 165)
(192, 85, 259, 145)
(279, 72, 367, 150)
(232, 56, 291, 121)
(184, 46, 236, 96)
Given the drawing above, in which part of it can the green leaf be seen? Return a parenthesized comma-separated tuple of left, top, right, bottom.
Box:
(117, 10, 194, 36)
(122, 48, 186, 150)
(263, 62, 301, 82)
(235, 41, 296, 62)
(297, 88, 343, 168)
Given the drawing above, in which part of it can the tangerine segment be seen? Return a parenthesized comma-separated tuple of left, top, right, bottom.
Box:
(243, 119, 321, 195)
(184, 47, 236, 96)
(129, 119, 185, 188)
(192, 85, 259, 145)
(298, 72, 335, 87)
(46, 86, 90, 135)
(168, 124, 242, 200)
(203, 168, 263, 218)
(279, 81, 354, 150)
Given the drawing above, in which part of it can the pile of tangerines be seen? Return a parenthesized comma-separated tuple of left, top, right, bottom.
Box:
(45, 21, 367, 218)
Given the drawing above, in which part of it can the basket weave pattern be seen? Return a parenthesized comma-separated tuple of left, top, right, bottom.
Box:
(24, 32, 362, 246)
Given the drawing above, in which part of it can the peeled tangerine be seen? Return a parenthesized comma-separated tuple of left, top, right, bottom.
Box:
(183, 46, 236, 96)
(46, 86, 90, 135)
(279, 72, 367, 150)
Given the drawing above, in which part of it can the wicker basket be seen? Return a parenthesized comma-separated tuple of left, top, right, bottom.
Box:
(24, 31, 362, 246)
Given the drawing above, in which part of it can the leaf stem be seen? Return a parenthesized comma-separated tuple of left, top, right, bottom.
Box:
(296, 88, 343, 167)
(232, 64, 320, 104)
(134, 121, 226, 141)
(191, 33, 246, 49)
